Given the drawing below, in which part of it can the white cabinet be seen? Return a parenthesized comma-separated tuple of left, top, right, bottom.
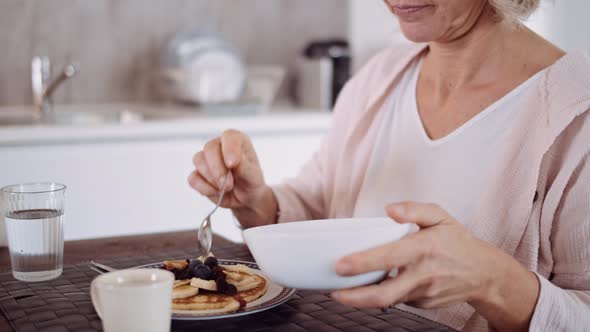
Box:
(0, 111, 330, 245)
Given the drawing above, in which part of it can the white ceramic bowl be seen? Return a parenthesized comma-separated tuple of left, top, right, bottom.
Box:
(243, 218, 417, 290)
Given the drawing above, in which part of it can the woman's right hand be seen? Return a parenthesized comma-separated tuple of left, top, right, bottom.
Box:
(188, 129, 278, 227)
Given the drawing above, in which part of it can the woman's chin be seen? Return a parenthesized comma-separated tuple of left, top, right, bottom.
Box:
(399, 23, 439, 43)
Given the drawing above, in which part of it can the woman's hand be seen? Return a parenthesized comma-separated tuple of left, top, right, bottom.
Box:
(188, 129, 278, 228)
(331, 202, 540, 331)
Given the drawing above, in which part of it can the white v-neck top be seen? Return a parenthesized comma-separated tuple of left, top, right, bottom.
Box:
(353, 57, 545, 223)
(272, 44, 590, 331)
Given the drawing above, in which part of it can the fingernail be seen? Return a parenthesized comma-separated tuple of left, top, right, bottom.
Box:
(336, 262, 352, 275)
(389, 204, 405, 215)
(226, 153, 237, 166)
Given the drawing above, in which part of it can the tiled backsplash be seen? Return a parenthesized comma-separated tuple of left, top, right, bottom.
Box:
(0, 0, 347, 106)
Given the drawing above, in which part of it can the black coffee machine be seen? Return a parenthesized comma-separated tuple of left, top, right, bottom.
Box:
(297, 40, 351, 110)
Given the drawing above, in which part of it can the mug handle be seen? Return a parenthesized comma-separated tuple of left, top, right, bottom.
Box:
(90, 279, 103, 319)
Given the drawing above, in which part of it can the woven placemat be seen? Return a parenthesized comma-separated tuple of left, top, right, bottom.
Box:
(0, 243, 456, 332)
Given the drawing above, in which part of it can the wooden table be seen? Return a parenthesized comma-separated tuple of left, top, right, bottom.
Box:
(0, 232, 455, 331)
(0, 231, 204, 331)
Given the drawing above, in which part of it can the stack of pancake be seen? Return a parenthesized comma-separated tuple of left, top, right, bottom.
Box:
(168, 260, 268, 315)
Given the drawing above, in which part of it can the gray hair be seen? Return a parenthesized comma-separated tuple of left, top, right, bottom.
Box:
(488, 0, 541, 21)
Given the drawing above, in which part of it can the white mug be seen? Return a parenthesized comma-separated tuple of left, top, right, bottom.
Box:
(91, 269, 174, 332)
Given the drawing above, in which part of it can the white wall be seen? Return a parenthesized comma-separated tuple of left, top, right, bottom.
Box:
(0, 0, 348, 106)
(526, 0, 590, 55)
(349, 0, 405, 70)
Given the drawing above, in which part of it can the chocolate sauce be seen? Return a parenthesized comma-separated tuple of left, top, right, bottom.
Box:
(234, 296, 247, 309)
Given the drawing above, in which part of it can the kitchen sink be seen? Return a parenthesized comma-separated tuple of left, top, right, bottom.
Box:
(0, 113, 38, 126)
(0, 104, 205, 127)
(51, 109, 144, 125)
(0, 110, 143, 127)
(0, 103, 265, 128)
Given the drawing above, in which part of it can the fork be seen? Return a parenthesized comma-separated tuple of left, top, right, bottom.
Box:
(197, 172, 230, 257)
(88, 261, 117, 275)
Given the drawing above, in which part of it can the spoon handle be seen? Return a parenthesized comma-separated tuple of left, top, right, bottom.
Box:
(203, 173, 230, 222)
(198, 173, 231, 256)
(214, 173, 230, 211)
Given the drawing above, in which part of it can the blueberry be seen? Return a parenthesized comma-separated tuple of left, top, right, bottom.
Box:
(194, 264, 213, 280)
(188, 259, 203, 271)
(188, 259, 204, 278)
(174, 268, 191, 280)
(204, 256, 218, 268)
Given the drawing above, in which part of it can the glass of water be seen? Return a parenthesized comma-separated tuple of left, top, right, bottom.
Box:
(1, 183, 66, 282)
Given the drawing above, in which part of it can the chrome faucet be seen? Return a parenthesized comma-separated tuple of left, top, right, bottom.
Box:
(31, 56, 78, 122)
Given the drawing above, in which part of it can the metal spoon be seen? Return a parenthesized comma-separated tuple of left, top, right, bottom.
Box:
(197, 173, 230, 257)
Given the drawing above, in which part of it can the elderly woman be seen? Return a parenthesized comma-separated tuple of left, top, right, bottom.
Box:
(188, 0, 590, 330)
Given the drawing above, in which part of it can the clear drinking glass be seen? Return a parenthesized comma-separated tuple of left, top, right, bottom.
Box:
(1, 183, 66, 282)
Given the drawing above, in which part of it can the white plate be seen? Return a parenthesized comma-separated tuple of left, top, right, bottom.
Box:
(134, 259, 296, 320)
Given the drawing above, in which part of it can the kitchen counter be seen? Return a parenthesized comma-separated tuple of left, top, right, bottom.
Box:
(0, 104, 332, 147)
(0, 104, 331, 243)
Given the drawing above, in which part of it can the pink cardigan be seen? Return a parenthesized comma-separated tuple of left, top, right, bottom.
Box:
(272, 43, 590, 331)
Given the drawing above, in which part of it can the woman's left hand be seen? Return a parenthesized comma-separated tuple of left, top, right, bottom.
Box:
(331, 202, 536, 313)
